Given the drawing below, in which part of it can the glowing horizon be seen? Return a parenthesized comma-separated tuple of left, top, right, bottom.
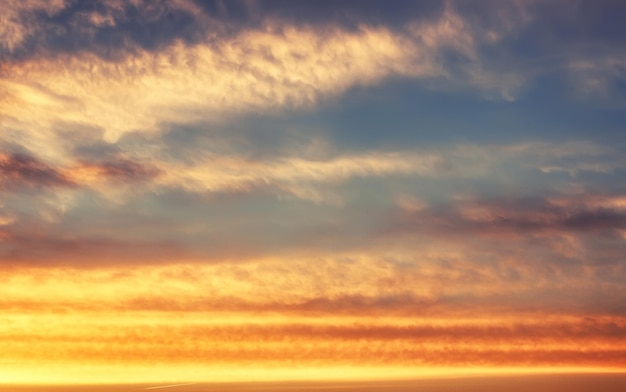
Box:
(3, 366, 625, 386)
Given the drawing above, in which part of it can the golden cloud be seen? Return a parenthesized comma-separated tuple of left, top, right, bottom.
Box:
(0, 4, 527, 166)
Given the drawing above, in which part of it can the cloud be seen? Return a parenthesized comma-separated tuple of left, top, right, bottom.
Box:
(0, 152, 74, 190)
(0, 150, 160, 192)
(0, 226, 187, 265)
(433, 195, 626, 234)
(2, 248, 624, 317)
(72, 159, 160, 183)
(156, 150, 445, 196)
(151, 140, 624, 204)
(0, 0, 539, 164)
(0, 0, 212, 60)
(0, 242, 624, 379)
(567, 55, 626, 103)
(1, 140, 623, 267)
(0, 23, 425, 147)
(0, 0, 66, 55)
(1, 273, 625, 371)
(80, 138, 602, 198)
(0, 1, 462, 62)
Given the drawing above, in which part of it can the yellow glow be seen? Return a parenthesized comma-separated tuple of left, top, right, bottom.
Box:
(1, 263, 625, 385)
(1, 365, 623, 386)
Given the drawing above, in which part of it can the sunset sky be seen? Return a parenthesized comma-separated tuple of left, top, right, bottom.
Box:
(1, 0, 626, 386)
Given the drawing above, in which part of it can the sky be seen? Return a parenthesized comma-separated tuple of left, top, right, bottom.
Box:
(1, 0, 626, 386)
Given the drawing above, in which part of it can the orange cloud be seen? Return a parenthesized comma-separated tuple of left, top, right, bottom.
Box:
(1, 261, 624, 384)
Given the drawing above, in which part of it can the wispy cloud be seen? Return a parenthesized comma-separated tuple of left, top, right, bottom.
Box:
(0, 0, 536, 161)
(567, 55, 626, 103)
(0, 152, 74, 190)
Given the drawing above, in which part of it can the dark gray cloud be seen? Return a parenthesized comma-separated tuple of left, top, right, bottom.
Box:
(4, 0, 206, 61)
(2, 0, 443, 62)
(389, 196, 626, 236)
(5, 0, 624, 64)
(0, 153, 74, 190)
(0, 225, 187, 265)
(377, 194, 626, 274)
(71, 137, 122, 161)
(228, 0, 444, 29)
(80, 159, 161, 182)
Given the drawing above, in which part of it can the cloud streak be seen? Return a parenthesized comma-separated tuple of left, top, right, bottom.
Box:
(0, 152, 74, 190)
(390, 194, 626, 236)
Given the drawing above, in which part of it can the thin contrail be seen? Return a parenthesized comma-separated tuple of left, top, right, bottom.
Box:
(142, 383, 196, 390)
